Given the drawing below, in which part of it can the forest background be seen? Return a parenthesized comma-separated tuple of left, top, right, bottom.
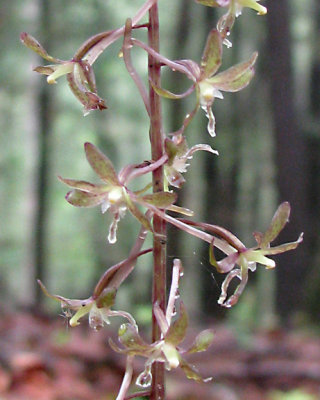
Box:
(1, 0, 320, 334)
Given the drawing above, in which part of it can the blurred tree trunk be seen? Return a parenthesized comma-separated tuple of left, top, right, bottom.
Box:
(32, 0, 54, 306)
(266, 0, 310, 320)
(303, 0, 320, 314)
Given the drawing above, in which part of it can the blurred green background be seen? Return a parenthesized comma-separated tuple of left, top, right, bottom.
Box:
(1, 0, 319, 330)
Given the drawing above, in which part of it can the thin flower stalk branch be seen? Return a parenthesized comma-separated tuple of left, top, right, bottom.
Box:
(116, 355, 134, 400)
(144, 203, 236, 255)
(118, 153, 168, 185)
(84, 0, 158, 65)
(123, 19, 151, 116)
(132, 38, 196, 80)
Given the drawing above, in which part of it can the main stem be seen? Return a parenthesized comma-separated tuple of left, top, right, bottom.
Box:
(148, 4, 166, 400)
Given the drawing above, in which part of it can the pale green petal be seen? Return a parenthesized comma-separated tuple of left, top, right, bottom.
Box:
(47, 63, 74, 84)
(245, 250, 276, 269)
(238, 0, 267, 15)
(162, 343, 180, 369)
(69, 303, 92, 327)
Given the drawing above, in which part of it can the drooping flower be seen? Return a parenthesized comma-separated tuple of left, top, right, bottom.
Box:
(196, 0, 267, 16)
(164, 135, 218, 188)
(182, 202, 303, 307)
(59, 142, 176, 243)
(109, 259, 214, 396)
(20, 32, 107, 115)
(38, 249, 152, 330)
(195, 0, 267, 47)
(148, 29, 257, 137)
(38, 277, 133, 331)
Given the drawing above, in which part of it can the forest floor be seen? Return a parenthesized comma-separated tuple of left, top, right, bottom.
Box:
(0, 311, 320, 400)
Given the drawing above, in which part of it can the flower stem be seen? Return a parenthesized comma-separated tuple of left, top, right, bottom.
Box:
(148, 3, 166, 399)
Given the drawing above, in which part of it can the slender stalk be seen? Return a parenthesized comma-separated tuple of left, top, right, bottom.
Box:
(148, 3, 166, 399)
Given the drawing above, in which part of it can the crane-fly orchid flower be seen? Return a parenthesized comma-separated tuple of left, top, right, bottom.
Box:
(164, 135, 218, 189)
(182, 202, 303, 308)
(149, 29, 257, 137)
(109, 259, 214, 394)
(20, 32, 107, 115)
(213, 202, 303, 307)
(196, 1, 266, 47)
(196, 0, 266, 15)
(37, 249, 152, 330)
(59, 142, 177, 243)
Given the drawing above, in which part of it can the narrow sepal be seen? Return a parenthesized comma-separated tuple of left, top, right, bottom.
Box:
(141, 192, 177, 208)
(209, 239, 219, 268)
(207, 52, 258, 92)
(165, 138, 179, 165)
(84, 142, 119, 185)
(200, 29, 222, 78)
(37, 280, 92, 309)
(260, 233, 304, 256)
(185, 329, 215, 354)
(33, 66, 55, 75)
(118, 323, 151, 352)
(125, 194, 153, 232)
(150, 80, 193, 99)
(258, 202, 291, 247)
(179, 357, 212, 382)
(58, 176, 109, 193)
(20, 32, 61, 63)
(95, 287, 117, 308)
(165, 302, 188, 346)
(65, 189, 105, 207)
(67, 73, 107, 114)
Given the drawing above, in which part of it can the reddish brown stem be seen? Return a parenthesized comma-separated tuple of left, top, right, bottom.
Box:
(148, 3, 166, 400)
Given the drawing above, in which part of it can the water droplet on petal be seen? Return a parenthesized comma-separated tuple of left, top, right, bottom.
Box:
(201, 105, 216, 137)
(136, 369, 152, 388)
(107, 214, 120, 244)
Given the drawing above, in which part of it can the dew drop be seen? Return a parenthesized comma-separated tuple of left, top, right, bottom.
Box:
(172, 305, 177, 317)
(136, 370, 152, 388)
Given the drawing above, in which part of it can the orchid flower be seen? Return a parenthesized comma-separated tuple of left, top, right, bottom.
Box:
(145, 29, 257, 137)
(196, 0, 267, 47)
(109, 260, 214, 399)
(20, 1, 159, 115)
(20, 32, 107, 115)
(164, 135, 218, 189)
(59, 142, 176, 244)
(196, 0, 266, 16)
(38, 249, 151, 330)
(182, 202, 303, 308)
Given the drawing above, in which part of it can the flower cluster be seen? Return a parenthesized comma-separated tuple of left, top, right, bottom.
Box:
(21, 1, 305, 399)
(109, 259, 214, 399)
